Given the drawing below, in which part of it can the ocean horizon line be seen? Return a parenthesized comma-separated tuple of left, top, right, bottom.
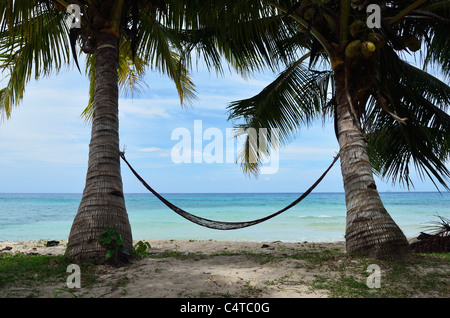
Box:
(0, 191, 448, 195)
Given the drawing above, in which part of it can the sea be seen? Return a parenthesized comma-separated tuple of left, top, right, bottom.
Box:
(0, 192, 448, 242)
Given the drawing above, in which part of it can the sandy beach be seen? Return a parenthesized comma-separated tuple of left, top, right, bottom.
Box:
(0, 239, 346, 298)
(0, 237, 448, 298)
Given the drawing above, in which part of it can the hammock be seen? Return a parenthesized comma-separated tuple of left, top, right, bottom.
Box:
(120, 151, 340, 230)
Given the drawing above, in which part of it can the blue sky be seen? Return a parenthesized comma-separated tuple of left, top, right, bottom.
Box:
(0, 57, 447, 193)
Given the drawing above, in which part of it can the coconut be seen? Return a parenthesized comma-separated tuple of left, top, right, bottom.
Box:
(345, 40, 362, 58)
(349, 20, 365, 38)
(367, 33, 386, 49)
(361, 41, 376, 59)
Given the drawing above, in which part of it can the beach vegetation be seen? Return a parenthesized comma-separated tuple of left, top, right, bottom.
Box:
(108, 274, 130, 296)
(310, 252, 450, 298)
(133, 240, 152, 258)
(159, 246, 449, 298)
(144, 243, 449, 298)
(411, 214, 450, 253)
(98, 227, 153, 262)
(0, 252, 99, 298)
(0, 254, 69, 289)
(98, 226, 130, 264)
(242, 280, 266, 297)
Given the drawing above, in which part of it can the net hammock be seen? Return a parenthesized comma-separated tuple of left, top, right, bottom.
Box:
(120, 151, 340, 230)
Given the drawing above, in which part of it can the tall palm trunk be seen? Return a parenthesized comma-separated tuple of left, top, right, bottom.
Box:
(334, 69, 410, 260)
(68, 32, 133, 264)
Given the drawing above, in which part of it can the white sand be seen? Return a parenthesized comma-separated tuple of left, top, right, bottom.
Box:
(0, 239, 350, 298)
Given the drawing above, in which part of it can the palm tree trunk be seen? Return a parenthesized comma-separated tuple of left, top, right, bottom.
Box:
(68, 31, 133, 264)
(334, 70, 410, 260)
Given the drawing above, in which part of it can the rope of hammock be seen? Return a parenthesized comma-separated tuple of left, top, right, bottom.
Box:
(120, 151, 340, 230)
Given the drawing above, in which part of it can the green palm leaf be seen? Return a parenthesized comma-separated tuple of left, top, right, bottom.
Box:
(136, 8, 196, 106)
(0, 2, 70, 120)
(419, 1, 450, 78)
(368, 60, 450, 190)
(179, 1, 299, 76)
(227, 53, 334, 174)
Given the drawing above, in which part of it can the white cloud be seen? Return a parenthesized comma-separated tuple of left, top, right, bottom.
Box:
(138, 147, 162, 152)
(158, 151, 170, 158)
(282, 145, 337, 155)
(279, 145, 338, 162)
(0, 73, 91, 170)
(119, 99, 172, 118)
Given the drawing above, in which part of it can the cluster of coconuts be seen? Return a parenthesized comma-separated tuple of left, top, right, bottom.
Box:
(345, 19, 421, 60)
(345, 19, 386, 60)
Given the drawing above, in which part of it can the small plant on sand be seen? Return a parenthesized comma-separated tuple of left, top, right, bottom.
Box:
(411, 214, 450, 253)
(98, 226, 127, 263)
(425, 214, 450, 238)
(133, 241, 152, 258)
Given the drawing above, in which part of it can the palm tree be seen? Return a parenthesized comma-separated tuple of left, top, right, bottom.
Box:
(227, 0, 450, 259)
(0, 0, 294, 263)
(0, 0, 198, 264)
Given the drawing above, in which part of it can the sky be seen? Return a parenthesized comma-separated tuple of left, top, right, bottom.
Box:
(0, 56, 448, 194)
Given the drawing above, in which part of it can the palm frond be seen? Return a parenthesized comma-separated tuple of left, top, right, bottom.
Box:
(423, 19, 450, 79)
(81, 20, 197, 123)
(137, 9, 196, 106)
(368, 60, 450, 190)
(388, 0, 450, 78)
(178, 1, 299, 77)
(80, 53, 95, 123)
(227, 54, 334, 175)
(0, 2, 70, 120)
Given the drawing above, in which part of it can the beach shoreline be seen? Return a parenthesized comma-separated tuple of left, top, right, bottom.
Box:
(0, 238, 347, 257)
(1, 237, 421, 256)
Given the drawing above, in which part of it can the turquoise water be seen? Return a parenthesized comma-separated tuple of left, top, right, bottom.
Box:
(0, 192, 448, 242)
